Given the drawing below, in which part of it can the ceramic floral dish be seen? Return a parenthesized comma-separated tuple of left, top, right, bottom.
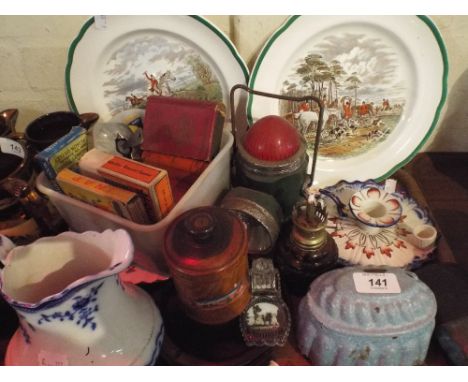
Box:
(248, 16, 448, 187)
(320, 179, 437, 269)
(348, 187, 403, 228)
(66, 16, 249, 122)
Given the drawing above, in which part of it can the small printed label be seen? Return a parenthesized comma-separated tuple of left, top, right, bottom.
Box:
(38, 350, 69, 366)
(353, 272, 401, 294)
(102, 156, 159, 184)
(0, 139, 25, 158)
(384, 178, 397, 194)
(94, 15, 107, 30)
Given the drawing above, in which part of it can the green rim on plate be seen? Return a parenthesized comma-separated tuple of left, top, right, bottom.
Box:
(247, 15, 449, 183)
(65, 15, 249, 115)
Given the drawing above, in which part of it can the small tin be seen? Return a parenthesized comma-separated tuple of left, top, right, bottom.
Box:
(164, 206, 251, 325)
(297, 266, 437, 365)
(219, 187, 282, 256)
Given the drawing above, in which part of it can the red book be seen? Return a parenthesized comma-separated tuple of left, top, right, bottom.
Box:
(142, 96, 225, 162)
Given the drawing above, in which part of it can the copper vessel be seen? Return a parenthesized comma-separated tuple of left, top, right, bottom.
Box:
(0, 109, 19, 137)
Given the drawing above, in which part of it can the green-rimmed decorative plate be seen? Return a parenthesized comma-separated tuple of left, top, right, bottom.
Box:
(66, 16, 249, 122)
(248, 16, 448, 187)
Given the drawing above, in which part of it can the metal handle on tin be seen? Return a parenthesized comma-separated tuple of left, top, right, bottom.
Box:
(229, 84, 325, 189)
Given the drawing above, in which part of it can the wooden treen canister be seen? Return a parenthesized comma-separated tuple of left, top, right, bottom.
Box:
(164, 206, 251, 325)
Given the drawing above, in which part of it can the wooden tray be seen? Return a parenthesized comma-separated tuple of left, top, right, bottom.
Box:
(151, 281, 271, 366)
(0, 168, 453, 366)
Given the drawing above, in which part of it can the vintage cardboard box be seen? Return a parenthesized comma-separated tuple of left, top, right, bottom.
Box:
(34, 126, 88, 186)
(142, 151, 209, 202)
(56, 168, 150, 224)
(79, 149, 174, 222)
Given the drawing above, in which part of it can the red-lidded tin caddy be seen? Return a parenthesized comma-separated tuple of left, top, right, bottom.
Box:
(164, 206, 251, 325)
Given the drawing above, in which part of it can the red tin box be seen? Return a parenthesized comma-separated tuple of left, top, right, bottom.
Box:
(143, 96, 225, 162)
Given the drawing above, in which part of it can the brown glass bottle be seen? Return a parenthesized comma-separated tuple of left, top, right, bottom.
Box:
(275, 198, 339, 297)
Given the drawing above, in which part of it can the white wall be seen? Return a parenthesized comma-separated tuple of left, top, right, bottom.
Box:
(0, 15, 467, 151)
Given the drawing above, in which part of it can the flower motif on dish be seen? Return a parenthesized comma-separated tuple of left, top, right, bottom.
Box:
(349, 187, 402, 228)
(321, 180, 436, 268)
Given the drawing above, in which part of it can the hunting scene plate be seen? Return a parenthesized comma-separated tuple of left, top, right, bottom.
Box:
(66, 16, 249, 122)
(248, 16, 448, 187)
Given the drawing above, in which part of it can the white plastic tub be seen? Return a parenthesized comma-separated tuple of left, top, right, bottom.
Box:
(36, 128, 234, 278)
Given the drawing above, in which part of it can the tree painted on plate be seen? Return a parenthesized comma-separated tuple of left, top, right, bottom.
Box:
(345, 72, 362, 109)
(279, 32, 407, 159)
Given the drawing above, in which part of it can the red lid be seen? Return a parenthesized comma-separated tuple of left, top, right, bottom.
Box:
(164, 207, 248, 274)
(243, 115, 300, 161)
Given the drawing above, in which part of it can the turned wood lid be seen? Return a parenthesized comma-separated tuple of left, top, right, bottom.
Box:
(164, 207, 248, 275)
